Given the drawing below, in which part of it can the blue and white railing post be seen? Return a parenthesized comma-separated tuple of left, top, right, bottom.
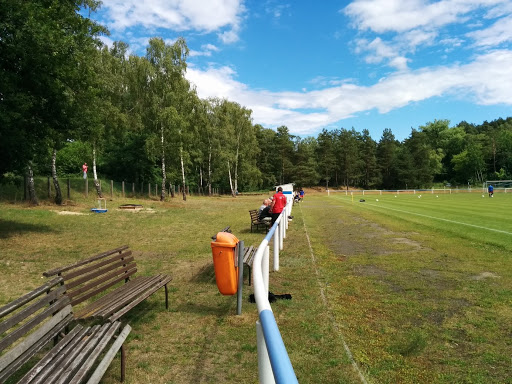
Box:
(253, 199, 298, 384)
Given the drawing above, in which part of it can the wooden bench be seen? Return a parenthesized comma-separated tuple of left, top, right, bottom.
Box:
(242, 245, 257, 285)
(249, 210, 270, 233)
(43, 245, 172, 323)
(0, 277, 131, 384)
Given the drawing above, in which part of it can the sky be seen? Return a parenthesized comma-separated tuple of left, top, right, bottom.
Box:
(91, 0, 512, 141)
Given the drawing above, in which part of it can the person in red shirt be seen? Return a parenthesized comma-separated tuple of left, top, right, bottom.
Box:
(270, 187, 287, 225)
(82, 163, 88, 179)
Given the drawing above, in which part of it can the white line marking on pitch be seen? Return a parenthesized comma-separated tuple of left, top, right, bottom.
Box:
(299, 204, 369, 384)
(361, 202, 512, 235)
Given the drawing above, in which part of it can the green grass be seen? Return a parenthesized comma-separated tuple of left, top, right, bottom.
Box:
(0, 191, 510, 383)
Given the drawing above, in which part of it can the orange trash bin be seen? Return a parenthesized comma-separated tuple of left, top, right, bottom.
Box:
(211, 232, 239, 295)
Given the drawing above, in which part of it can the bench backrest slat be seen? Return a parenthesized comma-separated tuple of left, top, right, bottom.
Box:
(0, 285, 66, 336)
(0, 303, 72, 372)
(0, 277, 63, 318)
(65, 257, 135, 290)
(62, 251, 133, 281)
(43, 247, 139, 310)
(43, 245, 130, 277)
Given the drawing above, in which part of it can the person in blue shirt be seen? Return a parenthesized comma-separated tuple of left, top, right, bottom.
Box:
(488, 184, 494, 197)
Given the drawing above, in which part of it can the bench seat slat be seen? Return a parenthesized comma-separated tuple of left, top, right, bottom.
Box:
(17, 324, 86, 384)
(85, 324, 131, 384)
(73, 275, 151, 319)
(54, 323, 120, 384)
(92, 276, 159, 319)
(107, 276, 173, 322)
(67, 322, 121, 384)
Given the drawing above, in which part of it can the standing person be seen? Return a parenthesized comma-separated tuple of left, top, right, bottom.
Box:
(299, 188, 305, 201)
(270, 187, 287, 225)
(488, 184, 494, 197)
(82, 163, 88, 179)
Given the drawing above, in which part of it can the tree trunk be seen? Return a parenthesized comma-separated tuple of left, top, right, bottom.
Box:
(227, 159, 236, 197)
(160, 123, 166, 201)
(234, 137, 240, 195)
(180, 146, 187, 201)
(208, 150, 212, 197)
(51, 148, 63, 205)
(27, 164, 38, 205)
(199, 166, 203, 195)
(92, 144, 103, 198)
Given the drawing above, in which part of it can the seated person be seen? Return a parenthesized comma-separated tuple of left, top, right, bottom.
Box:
(258, 199, 272, 222)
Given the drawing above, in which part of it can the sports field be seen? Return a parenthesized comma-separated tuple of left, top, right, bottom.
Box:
(0, 192, 510, 383)
(299, 191, 511, 383)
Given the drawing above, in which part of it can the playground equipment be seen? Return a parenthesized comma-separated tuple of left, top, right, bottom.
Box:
(91, 198, 107, 213)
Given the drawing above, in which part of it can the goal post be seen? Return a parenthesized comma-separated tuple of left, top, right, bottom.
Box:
(484, 180, 512, 193)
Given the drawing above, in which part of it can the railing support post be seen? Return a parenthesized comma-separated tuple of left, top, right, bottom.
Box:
(273, 228, 279, 272)
(256, 320, 275, 384)
(263, 245, 270, 294)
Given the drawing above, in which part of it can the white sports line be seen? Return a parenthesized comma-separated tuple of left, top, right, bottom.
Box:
(363, 202, 512, 235)
(299, 204, 369, 384)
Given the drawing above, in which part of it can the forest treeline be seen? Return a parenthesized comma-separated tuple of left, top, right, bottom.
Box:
(2, 1, 512, 204)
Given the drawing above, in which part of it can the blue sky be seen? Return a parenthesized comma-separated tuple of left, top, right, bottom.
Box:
(92, 0, 512, 141)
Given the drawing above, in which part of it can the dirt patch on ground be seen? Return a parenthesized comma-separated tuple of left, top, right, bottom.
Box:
(471, 271, 500, 280)
(54, 210, 89, 216)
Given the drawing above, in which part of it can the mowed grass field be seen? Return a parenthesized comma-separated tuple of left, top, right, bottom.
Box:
(0, 191, 510, 383)
(301, 191, 511, 383)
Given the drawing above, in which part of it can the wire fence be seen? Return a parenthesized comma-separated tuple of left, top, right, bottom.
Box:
(0, 176, 222, 202)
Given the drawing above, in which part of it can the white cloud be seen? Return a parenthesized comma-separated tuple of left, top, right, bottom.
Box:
(467, 15, 512, 47)
(343, 0, 506, 34)
(186, 50, 512, 135)
(99, 0, 244, 43)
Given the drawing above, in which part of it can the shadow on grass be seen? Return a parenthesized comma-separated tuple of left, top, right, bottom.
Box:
(0, 219, 54, 239)
(190, 263, 216, 284)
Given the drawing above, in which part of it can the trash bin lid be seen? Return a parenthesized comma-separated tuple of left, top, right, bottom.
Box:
(211, 232, 239, 247)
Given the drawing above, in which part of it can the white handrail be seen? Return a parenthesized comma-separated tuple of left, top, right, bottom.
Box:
(253, 199, 298, 384)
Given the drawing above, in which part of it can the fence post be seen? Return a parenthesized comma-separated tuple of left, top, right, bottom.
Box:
(110, 180, 113, 198)
(273, 228, 279, 272)
(85, 178, 88, 198)
(48, 177, 51, 198)
(67, 178, 70, 199)
(122, 181, 125, 197)
(132, 182, 135, 196)
(256, 321, 275, 384)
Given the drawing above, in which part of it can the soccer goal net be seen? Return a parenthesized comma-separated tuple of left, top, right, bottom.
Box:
(484, 180, 512, 192)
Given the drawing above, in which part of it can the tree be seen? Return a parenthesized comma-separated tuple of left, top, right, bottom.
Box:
(0, 0, 105, 203)
(377, 128, 399, 189)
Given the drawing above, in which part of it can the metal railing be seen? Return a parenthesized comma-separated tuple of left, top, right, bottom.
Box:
(252, 199, 298, 384)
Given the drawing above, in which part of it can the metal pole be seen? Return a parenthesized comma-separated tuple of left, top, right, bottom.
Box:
(237, 241, 244, 315)
(279, 220, 284, 251)
(273, 225, 279, 272)
(256, 320, 275, 384)
(263, 245, 270, 294)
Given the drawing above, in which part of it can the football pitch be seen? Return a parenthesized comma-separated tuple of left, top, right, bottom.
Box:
(298, 191, 511, 383)
(329, 191, 512, 250)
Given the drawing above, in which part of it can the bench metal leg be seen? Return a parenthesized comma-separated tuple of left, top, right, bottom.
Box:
(248, 266, 252, 286)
